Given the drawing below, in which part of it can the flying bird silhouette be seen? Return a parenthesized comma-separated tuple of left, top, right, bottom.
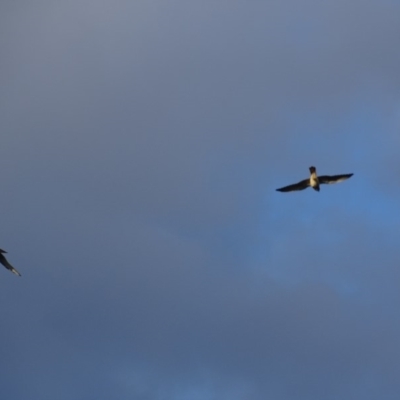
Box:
(0, 249, 21, 276)
(276, 166, 353, 192)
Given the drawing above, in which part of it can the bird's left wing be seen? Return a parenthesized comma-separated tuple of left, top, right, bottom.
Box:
(0, 255, 21, 276)
(318, 173, 353, 184)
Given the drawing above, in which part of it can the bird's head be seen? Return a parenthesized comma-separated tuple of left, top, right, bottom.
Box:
(309, 166, 316, 173)
(0, 249, 7, 254)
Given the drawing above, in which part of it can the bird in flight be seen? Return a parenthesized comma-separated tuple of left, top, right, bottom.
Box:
(0, 249, 21, 276)
(276, 166, 353, 192)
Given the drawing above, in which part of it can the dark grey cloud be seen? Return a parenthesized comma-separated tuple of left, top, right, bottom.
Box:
(1, 1, 400, 399)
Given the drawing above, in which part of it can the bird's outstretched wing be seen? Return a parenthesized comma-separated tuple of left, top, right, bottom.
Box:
(9, 266, 21, 277)
(0, 254, 21, 276)
(276, 179, 310, 192)
(318, 173, 353, 185)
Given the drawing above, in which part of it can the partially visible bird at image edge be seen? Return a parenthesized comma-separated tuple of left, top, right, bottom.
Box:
(0, 249, 21, 276)
(276, 166, 353, 192)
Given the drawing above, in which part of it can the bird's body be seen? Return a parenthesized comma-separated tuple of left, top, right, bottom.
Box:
(276, 166, 353, 193)
(0, 249, 21, 276)
(309, 167, 320, 191)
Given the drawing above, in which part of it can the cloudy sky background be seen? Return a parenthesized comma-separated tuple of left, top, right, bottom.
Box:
(1, 1, 400, 399)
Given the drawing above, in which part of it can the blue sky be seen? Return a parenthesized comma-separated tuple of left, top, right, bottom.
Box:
(1, 1, 400, 399)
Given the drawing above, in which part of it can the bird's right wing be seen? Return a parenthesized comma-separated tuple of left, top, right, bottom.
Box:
(276, 179, 310, 192)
